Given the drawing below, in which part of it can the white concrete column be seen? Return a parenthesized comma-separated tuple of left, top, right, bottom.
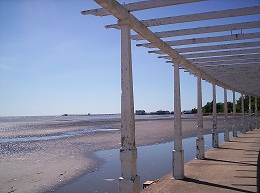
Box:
(241, 94, 246, 134)
(118, 18, 140, 193)
(172, 59, 184, 179)
(196, 74, 205, 159)
(224, 88, 229, 142)
(212, 83, 219, 148)
(255, 97, 259, 129)
(248, 95, 252, 131)
(232, 91, 237, 137)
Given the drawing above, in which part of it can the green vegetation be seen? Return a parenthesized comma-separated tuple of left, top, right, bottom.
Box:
(202, 95, 260, 114)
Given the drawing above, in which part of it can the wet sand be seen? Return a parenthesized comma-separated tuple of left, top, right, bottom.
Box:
(0, 115, 232, 193)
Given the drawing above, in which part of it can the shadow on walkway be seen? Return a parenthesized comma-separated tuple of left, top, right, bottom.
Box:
(182, 177, 255, 193)
(205, 158, 257, 167)
(218, 147, 259, 152)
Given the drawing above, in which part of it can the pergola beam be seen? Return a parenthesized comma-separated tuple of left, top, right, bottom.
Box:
(189, 53, 260, 63)
(149, 41, 260, 55)
(202, 73, 259, 79)
(202, 71, 260, 76)
(82, 0, 203, 16)
(193, 58, 260, 65)
(202, 63, 260, 69)
(201, 69, 260, 78)
(137, 32, 260, 48)
(131, 21, 260, 40)
(181, 48, 260, 59)
(160, 53, 260, 61)
(106, 6, 260, 29)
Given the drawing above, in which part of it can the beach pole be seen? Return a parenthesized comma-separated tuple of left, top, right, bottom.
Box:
(232, 91, 237, 137)
(212, 83, 219, 148)
(172, 59, 184, 179)
(241, 94, 246, 134)
(224, 88, 229, 142)
(248, 95, 252, 131)
(118, 18, 140, 193)
(255, 97, 259, 129)
(196, 74, 205, 159)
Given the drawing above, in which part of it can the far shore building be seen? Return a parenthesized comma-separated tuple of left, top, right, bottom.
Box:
(182, 110, 192, 114)
(135, 110, 146, 115)
(156, 110, 171, 115)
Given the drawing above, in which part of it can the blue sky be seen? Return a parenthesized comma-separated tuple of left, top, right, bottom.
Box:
(0, 0, 259, 116)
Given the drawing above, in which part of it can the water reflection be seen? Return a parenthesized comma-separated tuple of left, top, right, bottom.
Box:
(53, 132, 235, 193)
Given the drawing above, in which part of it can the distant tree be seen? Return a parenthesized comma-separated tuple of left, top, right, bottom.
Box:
(216, 102, 224, 113)
(202, 102, 229, 114)
(202, 95, 260, 114)
(202, 102, 226, 113)
(191, 108, 197, 114)
(236, 95, 260, 113)
(252, 96, 260, 112)
(227, 102, 233, 113)
(202, 101, 213, 114)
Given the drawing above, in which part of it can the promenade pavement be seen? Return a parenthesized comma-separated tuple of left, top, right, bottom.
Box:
(142, 129, 260, 193)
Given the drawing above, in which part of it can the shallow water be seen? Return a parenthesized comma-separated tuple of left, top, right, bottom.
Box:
(0, 128, 119, 143)
(52, 132, 236, 193)
(0, 115, 120, 123)
(0, 114, 175, 123)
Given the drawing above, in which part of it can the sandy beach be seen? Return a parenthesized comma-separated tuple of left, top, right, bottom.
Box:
(0, 115, 240, 193)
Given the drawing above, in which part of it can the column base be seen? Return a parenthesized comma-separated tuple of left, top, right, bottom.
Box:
(172, 149, 184, 179)
(224, 129, 229, 142)
(119, 175, 140, 193)
(212, 134, 219, 148)
(248, 122, 252, 131)
(196, 137, 205, 159)
(241, 124, 246, 134)
(212, 125, 219, 148)
(232, 125, 237, 137)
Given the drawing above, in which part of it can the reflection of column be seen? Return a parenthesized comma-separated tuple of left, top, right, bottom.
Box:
(212, 83, 219, 148)
(224, 88, 229, 142)
(255, 97, 259, 129)
(172, 59, 184, 179)
(232, 91, 237, 137)
(118, 18, 140, 193)
(196, 74, 205, 159)
(248, 95, 252, 131)
(241, 94, 246, 134)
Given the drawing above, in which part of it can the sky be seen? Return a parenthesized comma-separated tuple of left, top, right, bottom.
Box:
(0, 0, 259, 116)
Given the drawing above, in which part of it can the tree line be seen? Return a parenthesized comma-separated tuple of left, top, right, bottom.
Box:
(201, 95, 260, 114)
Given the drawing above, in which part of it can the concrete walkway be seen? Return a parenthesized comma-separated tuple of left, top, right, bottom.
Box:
(142, 129, 260, 193)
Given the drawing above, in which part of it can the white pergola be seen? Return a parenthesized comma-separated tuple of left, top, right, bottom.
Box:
(82, 1, 260, 192)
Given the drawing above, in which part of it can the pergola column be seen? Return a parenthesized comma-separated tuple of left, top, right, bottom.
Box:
(172, 59, 184, 179)
(118, 18, 140, 193)
(255, 97, 259, 129)
(224, 88, 229, 142)
(248, 95, 252, 131)
(241, 94, 246, 134)
(196, 74, 205, 159)
(212, 83, 219, 148)
(232, 91, 237, 137)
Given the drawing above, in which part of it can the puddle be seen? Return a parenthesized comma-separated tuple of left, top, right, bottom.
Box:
(52, 132, 237, 193)
(0, 128, 120, 143)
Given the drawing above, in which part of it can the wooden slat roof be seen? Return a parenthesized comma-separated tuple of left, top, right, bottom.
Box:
(82, 0, 260, 97)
